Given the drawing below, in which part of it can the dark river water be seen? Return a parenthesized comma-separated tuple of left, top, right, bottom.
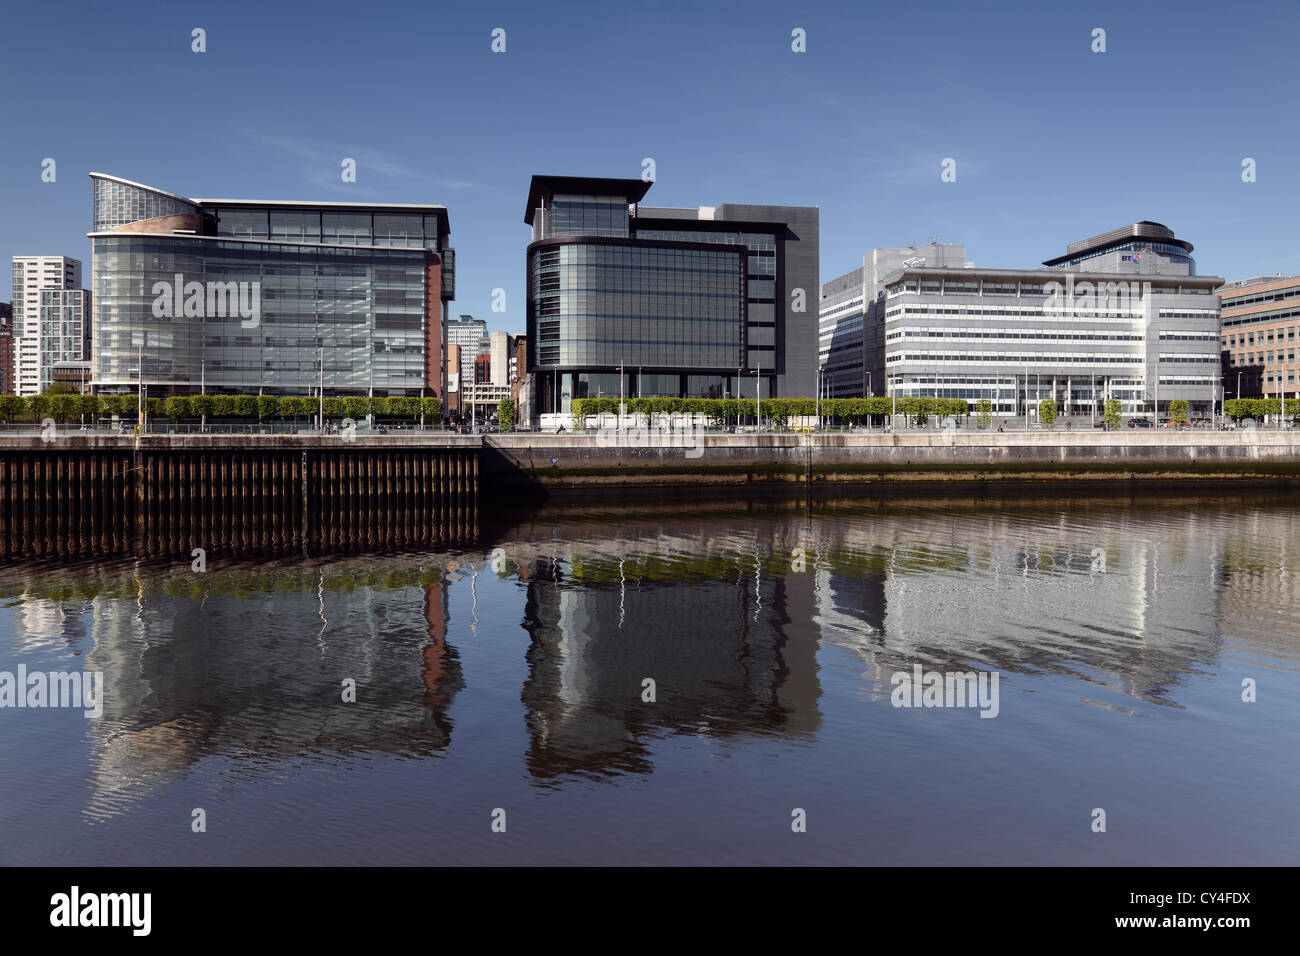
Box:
(2, 490, 1298, 865)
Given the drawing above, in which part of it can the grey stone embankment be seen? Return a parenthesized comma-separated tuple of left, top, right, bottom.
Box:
(5, 431, 1299, 501)
(480, 431, 1300, 498)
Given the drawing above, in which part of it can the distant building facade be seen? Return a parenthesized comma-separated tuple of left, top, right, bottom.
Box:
(0, 303, 13, 395)
(1217, 274, 1300, 399)
(39, 288, 92, 393)
(446, 315, 488, 392)
(12, 256, 86, 396)
(488, 330, 510, 388)
(445, 343, 462, 415)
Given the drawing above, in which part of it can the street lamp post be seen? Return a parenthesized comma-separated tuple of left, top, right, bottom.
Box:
(137, 344, 144, 432)
(815, 367, 820, 431)
(1024, 362, 1029, 430)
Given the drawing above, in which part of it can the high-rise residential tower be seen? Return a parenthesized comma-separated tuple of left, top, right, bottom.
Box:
(11, 255, 86, 396)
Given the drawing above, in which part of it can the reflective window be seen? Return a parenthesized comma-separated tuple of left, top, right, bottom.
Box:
(269, 211, 321, 243)
(530, 242, 743, 370)
(215, 208, 269, 239)
(321, 212, 372, 245)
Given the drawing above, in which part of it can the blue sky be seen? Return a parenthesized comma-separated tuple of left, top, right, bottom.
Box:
(2, 0, 1297, 334)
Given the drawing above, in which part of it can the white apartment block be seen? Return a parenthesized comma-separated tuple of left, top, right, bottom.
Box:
(11, 256, 84, 397)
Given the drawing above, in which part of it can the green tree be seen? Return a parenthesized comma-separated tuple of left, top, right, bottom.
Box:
(387, 397, 419, 418)
(42, 381, 78, 395)
(975, 399, 993, 429)
(0, 395, 27, 422)
(277, 396, 306, 417)
(256, 395, 279, 421)
(1104, 399, 1121, 430)
(1039, 399, 1058, 429)
(47, 394, 79, 422)
(1169, 399, 1189, 428)
(422, 397, 441, 423)
(498, 398, 516, 433)
(343, 396, 369, 421)
(165, 396, 193, 422)
(98, 394, 130, 418)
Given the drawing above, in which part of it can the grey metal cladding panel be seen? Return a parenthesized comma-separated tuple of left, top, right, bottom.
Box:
(821, 266, 864, 297)
(716, 203, 817, 229)
(777, 206, 819, 396)
(635, 207, 699, 219)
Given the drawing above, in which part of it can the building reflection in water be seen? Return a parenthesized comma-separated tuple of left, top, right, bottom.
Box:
(2, 494, 1298, 813)
(518, 540, 823, 782)
(1, 560, 466, 821)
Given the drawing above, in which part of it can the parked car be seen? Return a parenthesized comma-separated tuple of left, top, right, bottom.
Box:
(1128, 418, 1154, 428)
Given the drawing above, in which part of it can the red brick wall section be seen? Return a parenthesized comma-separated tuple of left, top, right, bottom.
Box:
(0, 334, 13, 394)
(425, 254, 443, 398)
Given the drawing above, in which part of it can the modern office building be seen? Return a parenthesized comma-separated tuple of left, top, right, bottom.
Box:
(11, 256, 85, 397)
(820, 242, 969, 398)
(88, 173, 455, 398)
(879, 222, 1222, 420)
(524, 175, 818, 418)
(1217, 274, 1300, 399)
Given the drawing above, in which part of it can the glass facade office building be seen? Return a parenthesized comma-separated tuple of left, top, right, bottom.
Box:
(525, 175, 818, 416)
(89, 173, 454, 397)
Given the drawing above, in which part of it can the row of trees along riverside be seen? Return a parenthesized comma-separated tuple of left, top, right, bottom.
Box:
(0, 392, 442, 424)
(1223, 398, 1300, 422)
(570, 396, 972, 430)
